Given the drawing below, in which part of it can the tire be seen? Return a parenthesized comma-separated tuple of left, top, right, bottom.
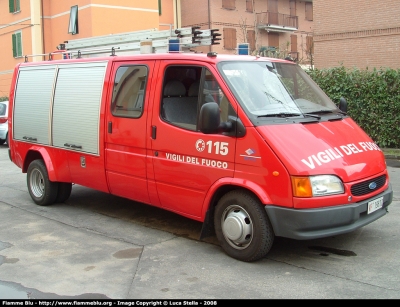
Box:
(214, 190, 274, 262)
(0, 139, 4, 145)
(27, 159, 58, 206)
(55, 182, 72, 203)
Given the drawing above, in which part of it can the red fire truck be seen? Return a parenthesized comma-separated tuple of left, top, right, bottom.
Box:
(8, 40, 393, 262)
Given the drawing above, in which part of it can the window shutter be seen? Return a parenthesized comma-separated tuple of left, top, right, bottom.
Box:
(16, 32, 22, 57)
(305, 2, 313, 21)
(16, 0, 20, 11)
(9, 0, 15, 13)
(12, 33, 17, 57)
(268, 0, 278, 13)
(289, 0, 296, 16)
(246, 0, 253, 12)
(247, 30, 256, 51)
(291, 34, 297, 52)
(222, 0, 235, 10)
(268, 33, 279, 48)
(306, 36, 314, 54)
(223, 28, 237, 50)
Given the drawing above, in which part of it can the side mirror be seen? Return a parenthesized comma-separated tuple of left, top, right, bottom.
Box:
(199, 102, 221, 134)
(339, 97, 347, 113)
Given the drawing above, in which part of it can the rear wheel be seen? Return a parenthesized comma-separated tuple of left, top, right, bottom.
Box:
(214, 190, 274, 262)
(55, 182, 72, 203)
(0, 139, 4, 145)
(27, 159, 58, 206)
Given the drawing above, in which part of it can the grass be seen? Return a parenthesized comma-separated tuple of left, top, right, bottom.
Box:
(382, 148, 400, 157)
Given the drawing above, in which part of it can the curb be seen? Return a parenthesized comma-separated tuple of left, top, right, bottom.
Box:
(384, 154, 400, 160)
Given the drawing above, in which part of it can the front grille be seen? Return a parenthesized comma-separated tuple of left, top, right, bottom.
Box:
(351, 175, 386, 196)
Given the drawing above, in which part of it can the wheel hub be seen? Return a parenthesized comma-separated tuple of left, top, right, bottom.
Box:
(30, 169, 44, 198)
(222, 208, 253, 247)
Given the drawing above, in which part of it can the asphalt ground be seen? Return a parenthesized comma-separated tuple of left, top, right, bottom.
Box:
(0, 144, 399, 300)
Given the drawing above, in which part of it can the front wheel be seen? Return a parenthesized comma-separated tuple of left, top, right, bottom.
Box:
(27, 159, 58, 206)
(214, 190, 274, 262)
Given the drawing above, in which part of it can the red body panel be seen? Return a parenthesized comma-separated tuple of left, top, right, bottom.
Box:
(258, 118, 386, 181)
(234, 126, 292, 207)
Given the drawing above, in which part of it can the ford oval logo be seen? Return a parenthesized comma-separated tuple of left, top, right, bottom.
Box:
(369, 182, 377, 190)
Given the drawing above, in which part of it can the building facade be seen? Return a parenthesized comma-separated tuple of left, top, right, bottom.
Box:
(313, 0, 400, 69)
(181, 0, 314, 63)
(0, 0, 177, 97)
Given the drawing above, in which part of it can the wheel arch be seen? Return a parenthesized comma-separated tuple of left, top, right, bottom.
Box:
(23, 148, 57, 181)
(199, 178, 272, 240)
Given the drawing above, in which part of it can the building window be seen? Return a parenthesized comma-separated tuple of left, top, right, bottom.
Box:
(223, 28, 237, 50)
(158, 0, 162, 15)
(247, 30, 256, 51)
(9, 0, 20, 13)
(289, 0, 296, 16)
(68, 5, 79, 35)
(222, 0, 235, 10)
(305, 2, 313, 21)
(12, 31, 22, 58)
(291, 34, 297, 52)
(306, 36, 314, 54)
(268, 32, 279, 49)
(246, 0, 253, 12)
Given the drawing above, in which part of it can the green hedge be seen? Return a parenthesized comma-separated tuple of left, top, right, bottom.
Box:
(306, 66, 400, 148)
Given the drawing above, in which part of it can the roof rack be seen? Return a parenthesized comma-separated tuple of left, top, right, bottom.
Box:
(24, 47, 121, 62)
(60, 27, 220, 56)
(23, 27, 221, 62)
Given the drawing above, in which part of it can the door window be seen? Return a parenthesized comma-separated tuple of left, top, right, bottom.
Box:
(161, 66, 236, 131)
(111, 65, 148, 118)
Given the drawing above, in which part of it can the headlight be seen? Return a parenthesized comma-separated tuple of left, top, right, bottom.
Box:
(291, 175, 344, 197)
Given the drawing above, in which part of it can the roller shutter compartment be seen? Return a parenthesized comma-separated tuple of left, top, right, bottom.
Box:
(13, 66, 57, 145)
(52, 62, 107, 155)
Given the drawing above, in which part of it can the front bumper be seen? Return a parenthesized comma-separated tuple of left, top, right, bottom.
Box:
(265, 184, 393, 240)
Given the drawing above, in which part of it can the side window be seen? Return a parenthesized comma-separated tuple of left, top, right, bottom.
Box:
(160, 66, 236, 131)
(161, 66, 200, 131)
(111, 65, 148, 118)
(203, 69, 236, 123)
(0, 103, 5, 116)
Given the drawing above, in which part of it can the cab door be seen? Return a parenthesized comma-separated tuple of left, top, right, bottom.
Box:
(150, 62, 238, 220)
(105, 61, 156, 205)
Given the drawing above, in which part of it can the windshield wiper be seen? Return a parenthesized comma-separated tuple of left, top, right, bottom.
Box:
(258, 112, 301, 118)
(304, 110, 335, 115)
(302, 113, 321, 119)
(304, 109, 347, 118)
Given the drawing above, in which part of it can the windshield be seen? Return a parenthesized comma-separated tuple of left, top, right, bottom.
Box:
(218, 61, 338, 118)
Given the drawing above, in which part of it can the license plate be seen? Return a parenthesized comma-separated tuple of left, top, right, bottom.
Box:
(367, 197, 383, 214)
